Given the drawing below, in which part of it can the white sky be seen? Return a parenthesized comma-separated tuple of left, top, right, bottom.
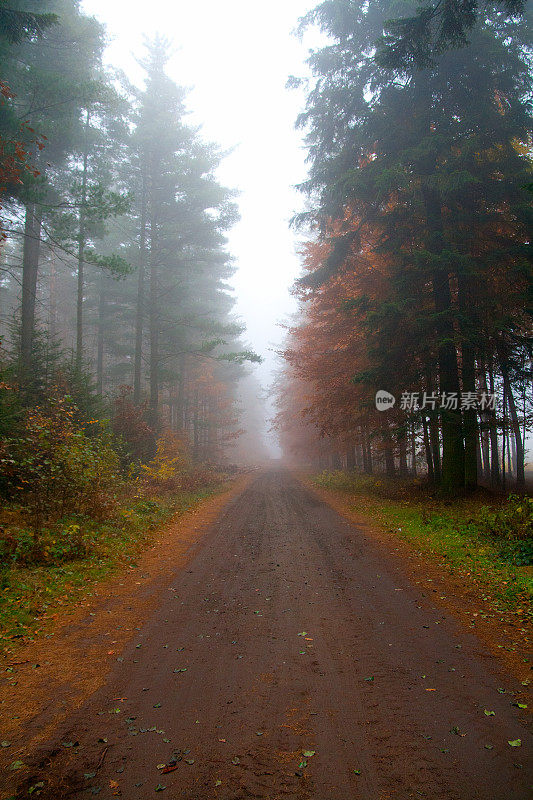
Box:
(81, 0, 321, 454)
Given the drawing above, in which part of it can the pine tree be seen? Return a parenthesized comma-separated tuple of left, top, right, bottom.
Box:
(291, 0, 532, 490)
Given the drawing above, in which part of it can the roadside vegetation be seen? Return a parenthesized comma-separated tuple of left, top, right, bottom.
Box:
(312, 470, 533, 616)
(0, 381, 232, 649)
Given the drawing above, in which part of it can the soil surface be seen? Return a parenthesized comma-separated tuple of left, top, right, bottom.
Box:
(304, 476, 532, 685)
(6, 469, 533, 799)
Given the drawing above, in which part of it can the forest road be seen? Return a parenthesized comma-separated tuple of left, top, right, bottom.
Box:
(15, 469, 532, 800)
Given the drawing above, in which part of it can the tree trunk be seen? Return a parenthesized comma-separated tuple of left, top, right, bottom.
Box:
(476, 432, 483, 483)
(410, 421, 417, 477)
(421, 180, 464, 491)
(499, 356, 525, 491)
(398, 430, 408, 477)
(461, 340, 478, 490)
(501, 385, 507, 492)
(96, 273, 106, 395)
(480, 424, 490, 483)
(20, 203, 42, 379)
(487, 364, 501, 488)
(76, 109, 91, 373)
(507, 383, 524, 489)
(363, 424, 373, 474)
(208, 395, 217, 462)
(425, 371, 442, 482)
(477, 366, 491, 483)
(149, 176, 159, 427)
(458, 270, 478, 489)
(422, 416, 434, 482)
(48, 250, 57, 339)
(381, 417, 395, 477)
(133, 167, 148, 404)
(175, 353, 186, 432)
(356, 440, 364, 471)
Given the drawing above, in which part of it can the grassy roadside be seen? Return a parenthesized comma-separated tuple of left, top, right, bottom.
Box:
(0, 484, 225, 650)
(310, 471, 533, 619)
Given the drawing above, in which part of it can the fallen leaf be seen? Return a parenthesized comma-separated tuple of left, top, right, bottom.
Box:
(508, 739, 521, 747)
(451, 726, 466, 736)
(161, 764, 179, 774)
(302, 750, 315, 757)
(484, 710, 495, 716)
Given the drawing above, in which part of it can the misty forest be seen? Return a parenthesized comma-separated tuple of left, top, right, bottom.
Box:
(0, 2, 532, 799)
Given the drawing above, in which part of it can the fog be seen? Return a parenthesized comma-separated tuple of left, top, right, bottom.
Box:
(81, 0, 321, 457)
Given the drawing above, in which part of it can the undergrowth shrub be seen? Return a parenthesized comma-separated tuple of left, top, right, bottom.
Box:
(0, 389, 121, 543)
(313, 469, 413, 500)
(138, 430, 222, 495)
(112, 385, 154, 465)
(139, 430, 191, 492)
(476, 495, 533, 541)
(474, 496, 533, 566)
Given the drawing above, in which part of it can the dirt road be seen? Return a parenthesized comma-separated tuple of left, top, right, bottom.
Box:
(12, 470, 532, 799)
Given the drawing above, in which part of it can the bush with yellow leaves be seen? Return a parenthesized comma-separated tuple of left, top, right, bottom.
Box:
(139, 430, 191, 493)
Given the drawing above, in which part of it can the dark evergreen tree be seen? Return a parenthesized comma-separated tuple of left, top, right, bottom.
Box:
(292, 0, 532, 490)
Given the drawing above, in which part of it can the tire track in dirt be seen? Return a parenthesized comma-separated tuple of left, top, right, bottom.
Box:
(8, 469, 532, 800)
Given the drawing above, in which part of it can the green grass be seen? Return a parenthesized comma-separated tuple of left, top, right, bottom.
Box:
(0, 486, 222, 648)
(312, 470, 533, 617)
